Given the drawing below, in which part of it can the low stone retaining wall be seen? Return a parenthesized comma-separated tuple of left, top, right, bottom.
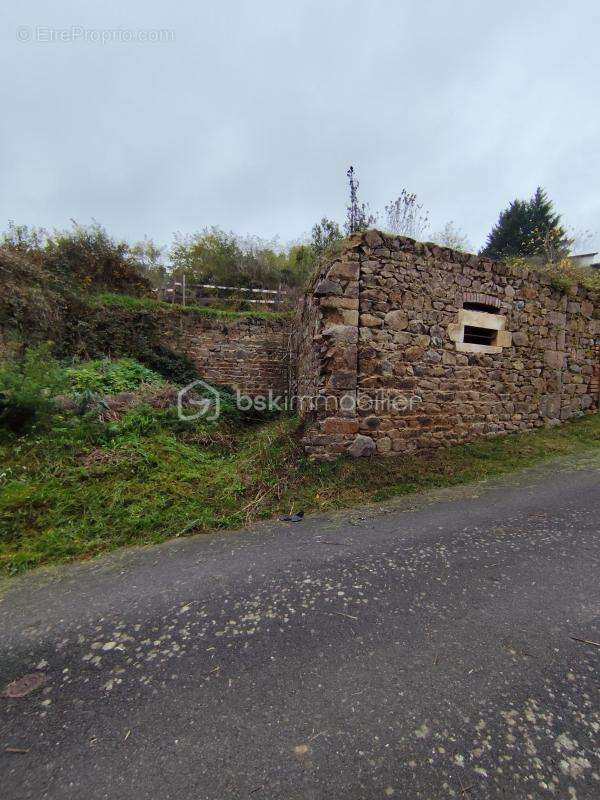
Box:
(165, 314, 291, 396)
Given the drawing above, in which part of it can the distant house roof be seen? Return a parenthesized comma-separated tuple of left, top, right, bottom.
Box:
(568, 252, 599, 269)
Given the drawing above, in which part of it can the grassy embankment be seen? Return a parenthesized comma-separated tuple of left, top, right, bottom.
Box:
(2, 403, 600, 576)
(94, 291, 291, 320)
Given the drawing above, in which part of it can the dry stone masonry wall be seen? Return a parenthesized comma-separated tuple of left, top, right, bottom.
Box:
(297, 230, 600, 460)
(295, 242, 361, 457)
(165, 314, 290, 396)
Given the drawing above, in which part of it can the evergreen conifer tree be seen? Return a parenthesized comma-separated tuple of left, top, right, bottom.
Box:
(481, 187, 570, 260)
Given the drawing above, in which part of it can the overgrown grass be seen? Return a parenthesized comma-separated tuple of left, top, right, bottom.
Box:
(95, 292, 291, 320)
(65, 357, 164, 394)
(0, 349, 171, 433)
(1, 409, 600, 575)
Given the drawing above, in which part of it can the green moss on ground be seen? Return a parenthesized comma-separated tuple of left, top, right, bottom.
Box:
(1, 410, 600, 575)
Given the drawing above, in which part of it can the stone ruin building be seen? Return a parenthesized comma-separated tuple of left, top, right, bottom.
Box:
(295, 230, 600, 460)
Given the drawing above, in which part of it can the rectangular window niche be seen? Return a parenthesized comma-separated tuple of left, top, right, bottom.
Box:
(449, 309, 511, 354)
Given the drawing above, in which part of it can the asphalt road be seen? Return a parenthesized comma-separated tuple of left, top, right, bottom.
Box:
(2, 452, 600, 800)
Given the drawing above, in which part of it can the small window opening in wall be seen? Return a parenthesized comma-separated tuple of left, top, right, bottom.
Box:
(463, 301, 499, 314)
(463, 325, 497, 346)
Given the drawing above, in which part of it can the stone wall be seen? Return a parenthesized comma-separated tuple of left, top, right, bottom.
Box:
(165, 314, 290, 396)
(295, 242, 361, 458)
(0, 300, 290, 397)
(297, 230, 600, 459)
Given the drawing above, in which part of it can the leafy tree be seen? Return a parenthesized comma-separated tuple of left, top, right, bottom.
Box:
(170, 227, 241, 285)
(131, 238, 168, 290)
(384, 189, 430, 239)
(1, 221, 48, 253)
(1, 221, 151, 316)
(311, 217, 343, 256)
(237, 236, 287, 288)
(285, 244, 317, 286)
(481, 187, 571, 261)
(430, 221, 471, 252)
(170, 227, 309, 291)
(0, 343, 66, 432)
(344, 166, 376, 235)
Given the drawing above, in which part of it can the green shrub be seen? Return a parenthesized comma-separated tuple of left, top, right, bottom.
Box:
(508, 254, 600, 297)
(0, 344, 66, 432)
(550, 272, 574, 293)
(0, 246, 69, 344)
(44, 223, 151, 296)
(137, 345, 199, 385)
(70, 389, 110, 417)
(66, 357, 164, 395)
(0, 223, 152, 344)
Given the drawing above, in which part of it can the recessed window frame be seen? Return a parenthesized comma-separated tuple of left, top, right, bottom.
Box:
(448, 308, 511, 354)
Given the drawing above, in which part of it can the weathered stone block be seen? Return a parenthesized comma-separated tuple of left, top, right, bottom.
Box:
(341, 310, 359, 326)
(376, 436, 392, 453)
(383, 310, 408, 330)
(364, 230, 383, 248)
(327, 261, 360, 281)
(319, 296, 359, 310)
(321, 417, 359, 435)
(362, 415, 380, 430)
(314, 279, 342, 296)
(581, 300, 594, 317)
(547, 311, 566, 327)
(511, 331, 529, 347)
(405, 346, 425, 362)
(544, 350, 565, 369)
(328, 371, 356, 390)
(360, 314, 383, 328)
(348, 434, 376, 458)
(322, 324, 358, 343)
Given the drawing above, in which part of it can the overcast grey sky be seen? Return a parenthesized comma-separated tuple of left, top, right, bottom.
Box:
(2, 0, 599, 253)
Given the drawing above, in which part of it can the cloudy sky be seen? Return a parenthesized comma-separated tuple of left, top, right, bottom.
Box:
(2, 0, 599, 253)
